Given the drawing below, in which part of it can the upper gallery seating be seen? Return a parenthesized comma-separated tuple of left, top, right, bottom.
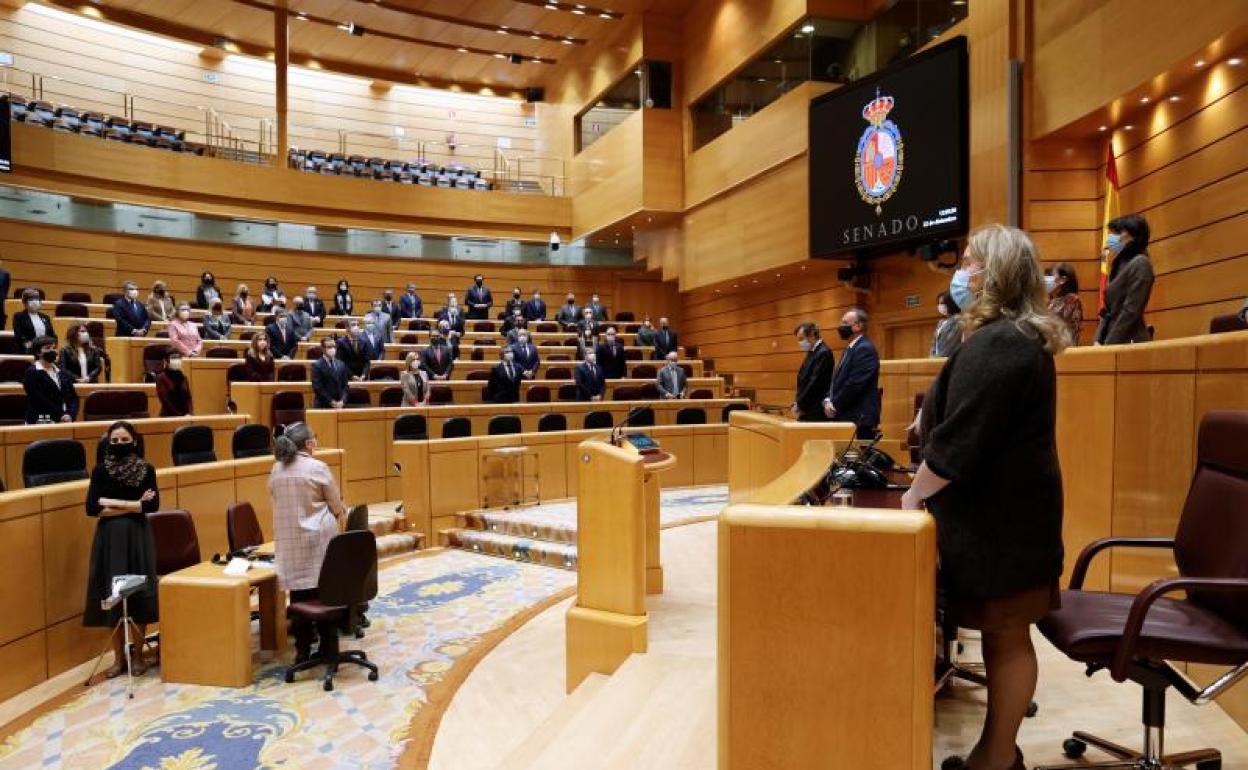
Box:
(288, 148, 493, 191)
(7, 95, 205, 155)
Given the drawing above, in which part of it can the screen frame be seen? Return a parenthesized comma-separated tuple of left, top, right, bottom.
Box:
(807, 35, 969, 260)
(0, 96, 11, 174)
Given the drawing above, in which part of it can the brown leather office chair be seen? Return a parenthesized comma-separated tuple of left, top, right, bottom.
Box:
(1208, 314, 1247, 334)
(1035, 411, 1248, 770)
(226, 501, 264, 553)
(283, 530, 379, 691)
(82, 390, 150, 421)
(148, 510, 202, 576)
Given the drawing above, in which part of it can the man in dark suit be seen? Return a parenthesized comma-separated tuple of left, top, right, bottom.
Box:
(420, 327, 455, 381)
(587, 293, 609, 322)
(823, 309, 881, 439)
(574, 351, 606, 401)
(436, 298, 466, 334)
(504, 287, 525, 320)
(503, 309, 528, 340)
(265, 309, 299, 359)
(576, 308, 600, 339)
(113, 281, 151, 337)
(487, 349, 524, 404)
(311, 338, 351, 409)
(657, 351, 688, 399)
(652, 317, 678, 361)
(595, 327, 627, 379)
(0, 262, 10, 331)
(466, 274, 492, 320)
(380, 289, 401, 329)
(337, 325, 368, 380)
(304, 286, 327, 327)
(554, 293, 580, 329)
(791, 322, 834, 422)
(523, 289, 547, 322)
(510, 332, 541, 379)
(361, 319, 386, 362)
(400, 283, 423, 321)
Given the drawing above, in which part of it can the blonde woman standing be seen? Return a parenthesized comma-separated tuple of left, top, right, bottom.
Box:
(902, 224, 1068, 770)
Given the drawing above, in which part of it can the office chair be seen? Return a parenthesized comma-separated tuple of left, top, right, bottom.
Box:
(488, 415, 522, 435)
(537, 413, 567, 432)
(226, 502, 264, 553)
(442, 417, 471, 439)
(231, 424, 272, 459)
(584, 411, 613, 430)
(22, 440, 88, 488)
(393, 414, 428, 441)
(82, 390, 150, 421)
(1035, 411, 1248, 770)
(171, 425, 216, 466)
(283, 531, 380, 691)
(676, 407, 708, 425)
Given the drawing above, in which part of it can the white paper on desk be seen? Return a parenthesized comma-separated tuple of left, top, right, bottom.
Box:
(223, 557, 252, 576)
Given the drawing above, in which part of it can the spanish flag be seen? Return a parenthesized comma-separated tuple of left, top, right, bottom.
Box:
(1099, 141, 1121, 311)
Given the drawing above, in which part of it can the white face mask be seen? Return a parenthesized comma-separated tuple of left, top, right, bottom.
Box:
(78, 332, 91, 344)
(126, 289, 139, 300)
(324, 347, 336, 359)
(1043, 275, 1058, 293)
(27, 300, 41, 311)
(178, 310, 191, 320)
(798, 339, 812, 352)
(168, 358, 183, 371)
(504, 354, 515, 363)
(518, 336, 528, 345)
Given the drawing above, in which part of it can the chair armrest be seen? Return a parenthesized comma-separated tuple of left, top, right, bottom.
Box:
(1110, 577, 1248, 682)
(1068, 537, 1175, 590)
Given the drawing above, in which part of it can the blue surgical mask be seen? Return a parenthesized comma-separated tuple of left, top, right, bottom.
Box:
(799, 339, 812, 352)
(949, 268, 977, 311)
(1105, 233, 1123, 252)
(1043, 275, 1058, 293)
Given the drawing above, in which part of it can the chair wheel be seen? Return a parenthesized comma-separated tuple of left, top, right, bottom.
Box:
(1195, 761, 1220, 770)
(1062, 738, 1086, 759)
(940, 756, 968, 770)
(323, 679, 334, 692)
(284, 671, 295, 683)
(368, 671, 379, 681)
(1025, 701, 1038, 718)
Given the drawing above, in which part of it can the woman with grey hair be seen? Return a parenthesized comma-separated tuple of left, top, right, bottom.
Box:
(268, 422, 346, 663)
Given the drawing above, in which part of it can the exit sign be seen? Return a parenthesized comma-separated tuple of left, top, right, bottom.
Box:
(904, 294, 921, 309)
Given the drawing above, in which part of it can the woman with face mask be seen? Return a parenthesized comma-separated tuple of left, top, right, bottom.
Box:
(147, 280, 175, 322)
(155, 349, 192, 417)
(245, 331, 276, 382)
(1095, 214, 1154, 345)
(13, 288, 54, 352)
(23, 335, 78, 423)
(259, 276, 286, 313)
(232, 283, 256, 326)
(82, 421, 160, 678)
(196, 271, 221, 310)
(401, 351, 430, 406)
(203, 298, 232, 341)
(167, 302, 203, 357)
(1045, 262, 1083, 346)
(929, 290, 963, 358)
(902, 225, 1068, 770)
(333, 280, 353, 316)
(60, 323, 102, 384)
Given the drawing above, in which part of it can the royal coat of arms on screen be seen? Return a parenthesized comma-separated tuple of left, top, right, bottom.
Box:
(854, 88, 904, 216)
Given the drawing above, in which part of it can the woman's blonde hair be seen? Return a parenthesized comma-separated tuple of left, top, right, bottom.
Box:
(960, 224, 1069, 354)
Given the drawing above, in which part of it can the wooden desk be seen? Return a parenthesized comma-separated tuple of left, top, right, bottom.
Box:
(727, 411, 857, 503)
(160, 549, 287, 688)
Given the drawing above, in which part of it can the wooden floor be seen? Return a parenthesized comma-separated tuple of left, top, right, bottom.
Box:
(431, 520, 1248, 769)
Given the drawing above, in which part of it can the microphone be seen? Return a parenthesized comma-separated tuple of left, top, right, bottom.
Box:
(610, 406, 647, 447)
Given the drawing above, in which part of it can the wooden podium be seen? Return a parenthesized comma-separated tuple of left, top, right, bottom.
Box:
(565, 438, 675, 692)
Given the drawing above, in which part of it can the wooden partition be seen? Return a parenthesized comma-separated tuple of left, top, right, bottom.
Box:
(726, 410, 857, 503)
(877, 357, 944, 441)
(0, 449, 342, 703)
(0, 380, 160, 423)
(0, 414, 247, 491)
(718, 503, 935, 770)
(330, 393, 732, 516)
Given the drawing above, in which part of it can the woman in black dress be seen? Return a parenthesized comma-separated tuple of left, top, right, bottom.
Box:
(332, 279, 353, 316)
(902, 224, 1069, 770)
(83, 421, 160, 678)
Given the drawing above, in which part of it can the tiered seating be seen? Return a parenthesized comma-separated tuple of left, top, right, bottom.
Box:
(288, 148, 493, 191)
(7, 95, 206, 155)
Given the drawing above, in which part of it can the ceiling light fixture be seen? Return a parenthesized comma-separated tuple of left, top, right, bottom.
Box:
(1139, 96, 1150, 103)
(1195, 59, 1206, 68)
(1230, 57, 1243, 66)
(800, 23, 815, 34)
(1168, 95, 1180, 102)
(517, 0, 620, 20)
(1098, 125, 1107, 131)
(1124, 124, 1135, 131)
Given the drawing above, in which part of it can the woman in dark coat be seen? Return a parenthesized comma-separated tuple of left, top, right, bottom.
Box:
(155, 349, 193, 416)
(83, 420, 160, 678)
(23, 335, 78, 424)
(903, 224, 1068, 770)
(1095, 213, 1155, 345)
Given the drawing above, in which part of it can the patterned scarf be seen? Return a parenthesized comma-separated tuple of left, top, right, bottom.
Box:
(103, 452, 149, 488)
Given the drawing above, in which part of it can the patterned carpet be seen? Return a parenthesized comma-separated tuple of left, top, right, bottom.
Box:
(0, 551, 575, 770)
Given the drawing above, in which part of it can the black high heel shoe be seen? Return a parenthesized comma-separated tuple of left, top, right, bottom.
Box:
(941, 747, 1026, 770)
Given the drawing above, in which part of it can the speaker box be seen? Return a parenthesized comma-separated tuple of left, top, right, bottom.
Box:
(643, 61, 672, 109)
(525, 87, 545, 103)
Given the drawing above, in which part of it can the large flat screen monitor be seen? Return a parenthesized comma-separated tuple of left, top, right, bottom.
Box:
(809, 36, 968, 258)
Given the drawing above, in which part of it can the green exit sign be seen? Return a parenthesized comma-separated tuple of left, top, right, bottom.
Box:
(904, 294, 921, 309)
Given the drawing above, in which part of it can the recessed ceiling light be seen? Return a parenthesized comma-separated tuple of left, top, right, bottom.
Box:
(494, 53, 506, 59)
(545, 3, 557, 9)
(1124, 124, 1135, 131)
(1230, 57, 1243, 66)
(457, 47, 468, 53)
(800, 23, 815, 34)
(599, 12, 612, 19)
(732, 284, 739, 289)
(295, 12, 308, 20)
(572, 7, 585, 13)
(497, 27, 509, 34)
(1139, 96, 1150, 104)
(1168, 95, 1180, 102)
(756, 77, 766, 83)
(1195, 59, 1206, 68)
(1098, 125, 1107, 131)
(561, 38, 574, 45)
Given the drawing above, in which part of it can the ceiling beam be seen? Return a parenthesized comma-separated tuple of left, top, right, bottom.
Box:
(326, 0, 590, 45)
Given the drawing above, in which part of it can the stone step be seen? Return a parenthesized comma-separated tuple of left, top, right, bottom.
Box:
(456, 508, 577, 545)
(442, 528, 577, 570)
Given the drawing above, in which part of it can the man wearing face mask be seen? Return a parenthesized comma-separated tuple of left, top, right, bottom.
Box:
(155, 350, 193, 417)
(657, 351, 688, 400)
(304, 287, 327, 327)
(380, 289, 401, 330)
(595, 327, 627, 380)
(791, 322, 834, 421)
(587, 293, 608, 322)
(23, 336, 78, 423)
(575, 350, 606, 401)
(400, 283, 423, 321)
(365, 300, 394, 345)
(361, 320, 385, 363)
(555, 293, 580, 329)
(822, 308, 880, 439)
(487, 348, 524, 404)
(265, 309, 299, 360)
(288, 297, 314, 342)
(635, 317, 656, 348)
(523, 289, 547, 322)
(466, 274, 493, 320)
(420, 326, 455, 381)
(113, 281, 151, 338)
(652, 317, 679, 361)
(336, 324, 368, 381)
(503, 309, 528, 340)
(504, 287, 525, 320)
(437, 296, 466, 334)
(312, 338, 350, 409)
(510, 332, 540, 379)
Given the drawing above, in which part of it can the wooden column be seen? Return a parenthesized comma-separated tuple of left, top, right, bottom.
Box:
(274, 4, 289, 160)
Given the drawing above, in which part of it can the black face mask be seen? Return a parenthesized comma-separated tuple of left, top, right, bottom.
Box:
(513, 291, 521, 298)
(204, 277, 214, 285)
(837, 324, 854, 340)
(107, 442, 137, 458)
(475, 280, 484, 287)
(40, 349, 57, 364)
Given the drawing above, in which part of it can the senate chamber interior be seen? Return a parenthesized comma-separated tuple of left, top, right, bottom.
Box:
(0, 0, 1245, 768)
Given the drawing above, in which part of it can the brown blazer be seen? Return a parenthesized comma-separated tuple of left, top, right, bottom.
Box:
(1095, 253, 1154, 345)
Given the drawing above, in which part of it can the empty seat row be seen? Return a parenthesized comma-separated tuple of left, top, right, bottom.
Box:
(7, 96, 204, 155)
(390, 403, 747, 441)
(288, 148, 492, 191)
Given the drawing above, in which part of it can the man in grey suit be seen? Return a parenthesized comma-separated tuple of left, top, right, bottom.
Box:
(656, 351, 688, 399)
(288, 296, 315, 341)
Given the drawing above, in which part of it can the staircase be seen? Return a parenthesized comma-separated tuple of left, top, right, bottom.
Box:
(442, 506, 577, 570)
(500, 653, 715, 769)
(365, 503, 426, 559)
(494, 178, 548, 195)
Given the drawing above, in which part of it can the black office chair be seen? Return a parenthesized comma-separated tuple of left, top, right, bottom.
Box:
(345, 504, 370, 533)
(22, 440, 88, 488)
(488, 415, 522, 435)
(393, 414, 428, 441)
(171, 425, 216, 466)
(583, 411, 613, 430)
(722, 403, 748, 422)
(442, 417, 471, 439)
(629, 406, 656, 427)
(676, 407, 707, 425)
(538, 413, 567, 432)
(283, 530, 380, 691)
(231, 424, 272, 459)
